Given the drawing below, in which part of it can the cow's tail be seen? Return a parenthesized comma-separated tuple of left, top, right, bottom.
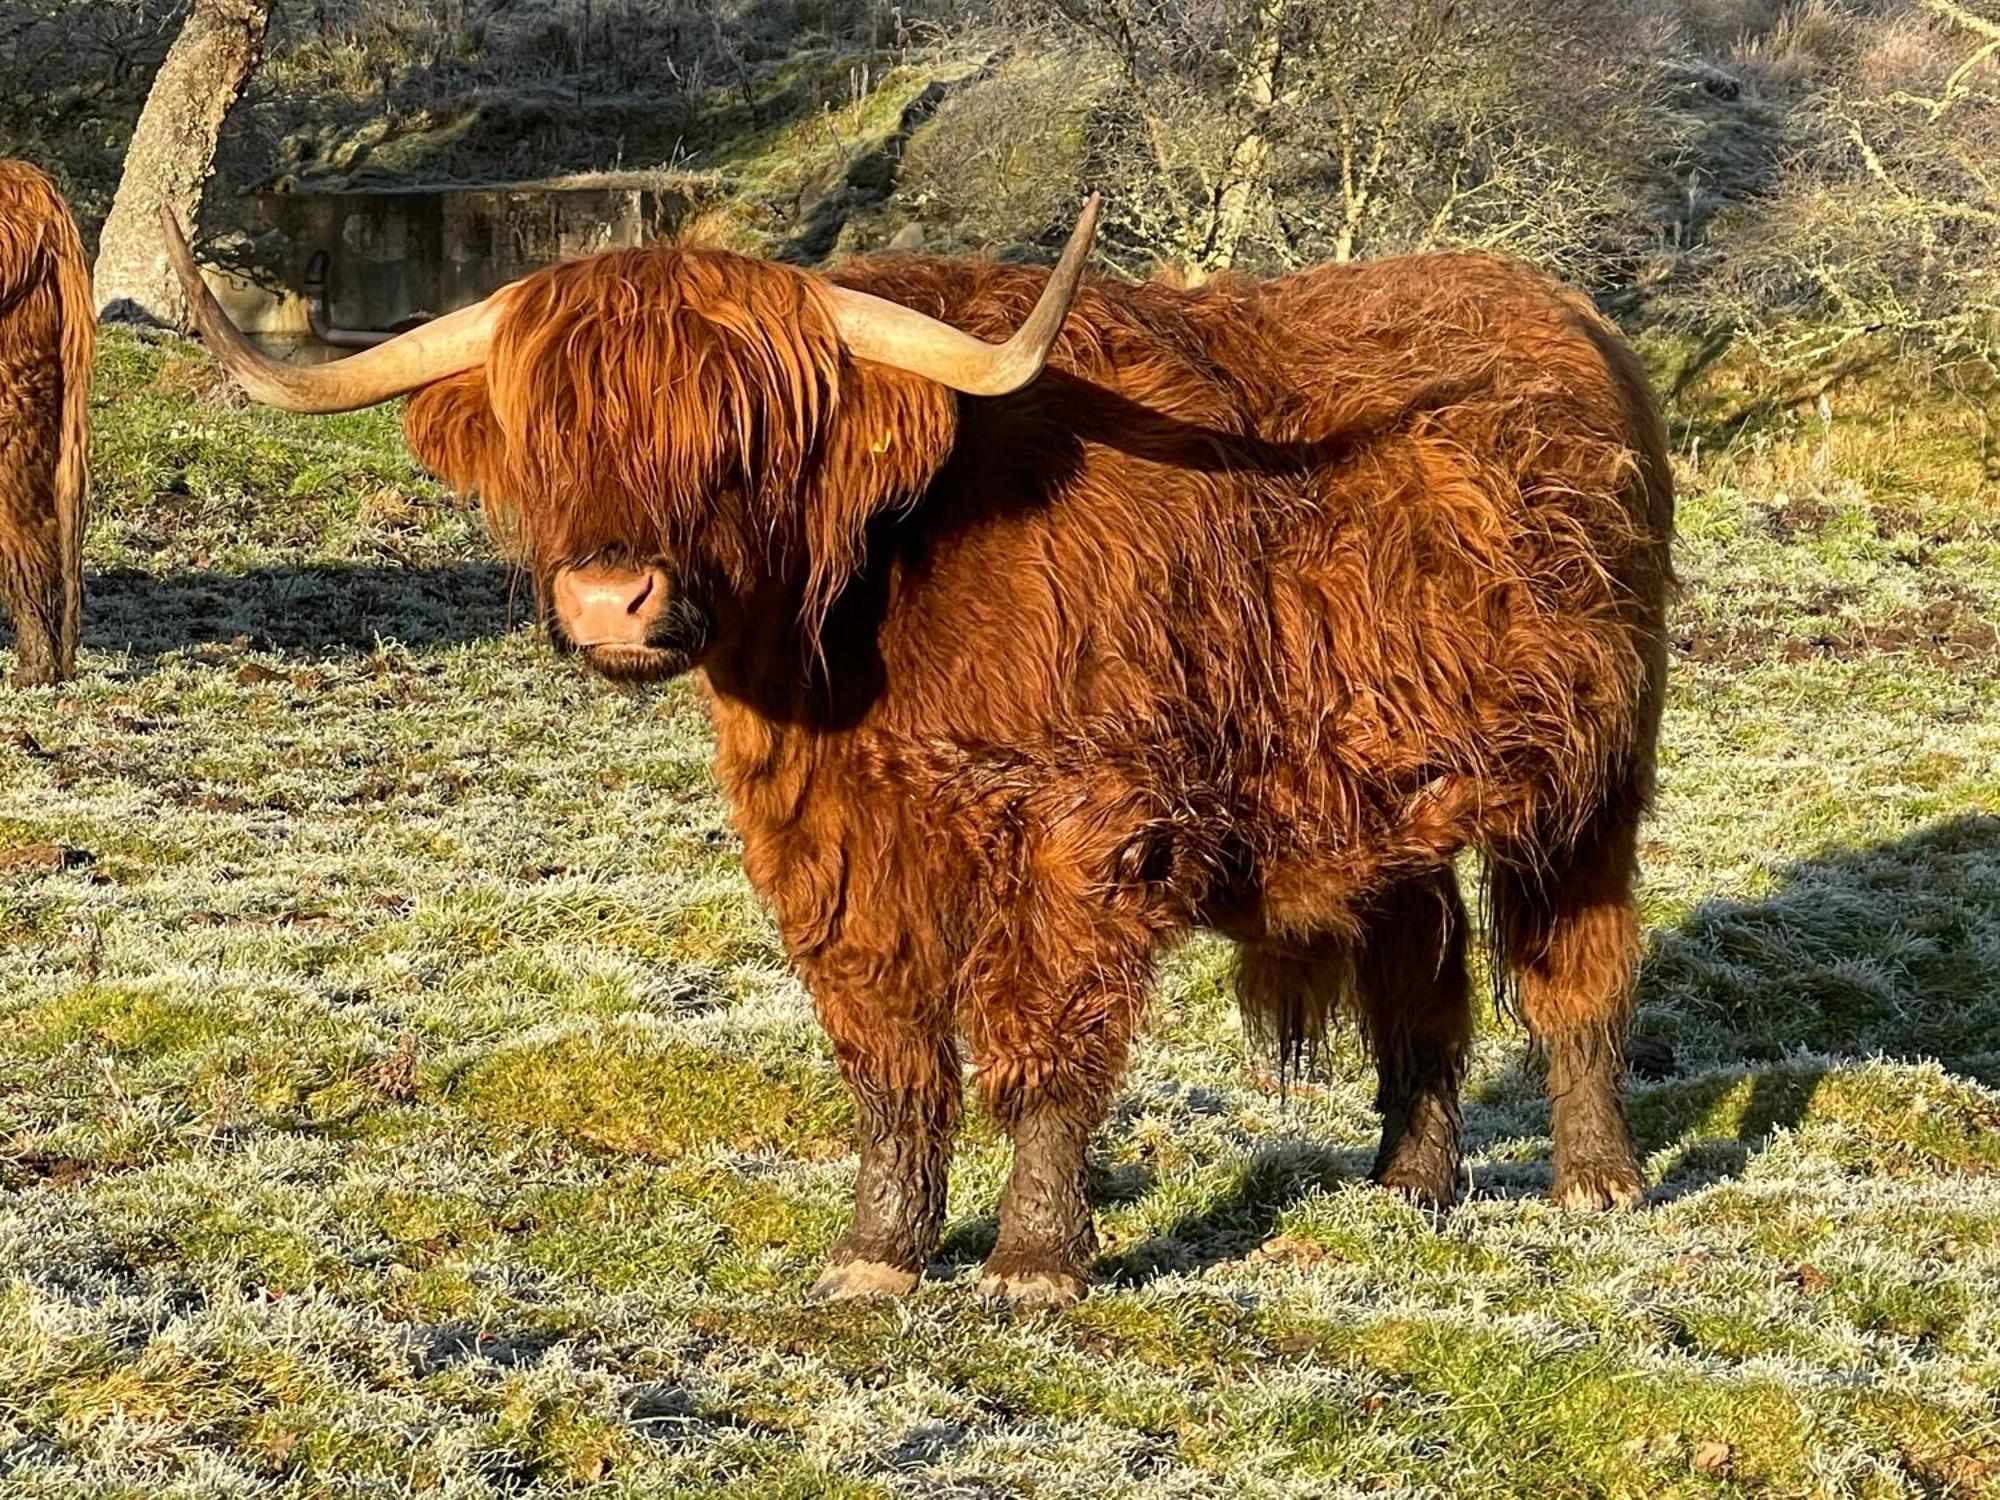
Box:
(48, 187, 92, 675)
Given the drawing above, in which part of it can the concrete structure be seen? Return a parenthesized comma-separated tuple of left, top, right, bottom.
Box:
(199, 178, 705, 348)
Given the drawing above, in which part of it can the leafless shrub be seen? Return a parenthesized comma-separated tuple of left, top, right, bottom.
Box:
(1693, 0, 2000, 409)
(896, 53, 1104, 250)
(1003, 0, 1680, 283)
(0, 0, 182, 231)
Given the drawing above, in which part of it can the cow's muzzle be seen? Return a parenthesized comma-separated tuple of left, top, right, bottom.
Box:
(549, 562, 712, 684)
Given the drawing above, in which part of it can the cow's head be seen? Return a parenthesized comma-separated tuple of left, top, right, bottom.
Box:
(162, 202, 1098, 686)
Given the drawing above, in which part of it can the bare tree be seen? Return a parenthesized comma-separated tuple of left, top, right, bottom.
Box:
(93, 0, 273, 325)
(1026, 0, 1299, 278)
(1699, 0, 2000, 419)
(1021, 0, 1670, 283)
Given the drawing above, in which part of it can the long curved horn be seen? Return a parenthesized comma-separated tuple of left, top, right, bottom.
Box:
(821, 193, 1100, 396)
(160, 207, 508, 413)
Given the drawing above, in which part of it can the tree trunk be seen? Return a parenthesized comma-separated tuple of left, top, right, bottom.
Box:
(93, 0, 272, 327)
(1197, 0, 1287, 281)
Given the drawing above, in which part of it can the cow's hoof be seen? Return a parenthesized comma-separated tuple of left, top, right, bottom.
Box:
(805, 1258, 919, 1303)
(1371, 1132, 1461, 1209)
(977, 1264, 1088, 1309)
(1372, 1162, 1460, 1211)
(1551, 1163, 1645, 1211)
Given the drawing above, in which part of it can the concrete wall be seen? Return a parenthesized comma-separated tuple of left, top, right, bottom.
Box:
(202, 183, 699, 340)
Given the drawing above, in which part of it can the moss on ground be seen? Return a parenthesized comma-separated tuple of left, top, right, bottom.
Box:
(451, 1025, 852, 1162)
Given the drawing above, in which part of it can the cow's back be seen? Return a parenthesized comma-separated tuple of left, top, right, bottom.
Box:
(0, 161, 76, 478)
(832, 251, 1670, 906)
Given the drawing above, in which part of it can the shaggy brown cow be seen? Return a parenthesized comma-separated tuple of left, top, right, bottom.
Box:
(0, 160, 91, 684)
(163, 198, 1672, 1307)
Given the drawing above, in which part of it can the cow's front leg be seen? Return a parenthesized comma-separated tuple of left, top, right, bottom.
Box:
(980, 1094, 1099, 1307)
(970, 946, 1150, 1309)
(807, 997, 959, 1303)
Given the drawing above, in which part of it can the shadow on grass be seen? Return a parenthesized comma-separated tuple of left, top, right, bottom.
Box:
(1643, 814, 2000, 1071)
(1094, 1140, 1377, 1286)
(1475, 811, 2000, 1194)
(1108, 814, 2000, 1274)
(75, 561, 527, 661)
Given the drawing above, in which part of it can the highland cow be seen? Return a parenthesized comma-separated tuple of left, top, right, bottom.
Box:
(0, 160, 91, 684)
(164, 197, 1673, 1306)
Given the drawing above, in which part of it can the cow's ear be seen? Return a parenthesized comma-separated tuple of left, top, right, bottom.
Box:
(405, 370, 504, 502)
(404, 371, 517, 541)
(796, 358, 957, 634)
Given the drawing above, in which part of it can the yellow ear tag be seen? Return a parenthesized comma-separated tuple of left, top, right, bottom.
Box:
(871, 429, 894, 454)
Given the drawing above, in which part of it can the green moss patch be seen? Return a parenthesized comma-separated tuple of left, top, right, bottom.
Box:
(449, 1026, 852, 1162)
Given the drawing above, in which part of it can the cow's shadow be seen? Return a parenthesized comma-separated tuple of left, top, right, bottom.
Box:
(1105, 812, 2000, 1279)
(67, 561, 529, 665)
(1606, 811, 2000, 1194)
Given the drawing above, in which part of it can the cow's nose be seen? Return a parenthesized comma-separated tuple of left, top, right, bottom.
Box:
(552, 563, 670, 647)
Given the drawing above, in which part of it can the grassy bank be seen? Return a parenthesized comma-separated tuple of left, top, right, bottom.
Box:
(0, 331, 1994, 1495)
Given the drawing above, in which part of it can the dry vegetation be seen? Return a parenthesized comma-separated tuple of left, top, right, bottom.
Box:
(5, 0, 1993, 429)
(0, 0, 1997, 1494)
(4, 0, 1995, 414)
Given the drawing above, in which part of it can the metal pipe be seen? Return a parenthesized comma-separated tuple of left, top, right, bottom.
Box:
(303, 250, 397, 348)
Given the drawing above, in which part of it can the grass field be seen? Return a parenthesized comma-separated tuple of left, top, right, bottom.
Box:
(0, 329, 1995, 1496)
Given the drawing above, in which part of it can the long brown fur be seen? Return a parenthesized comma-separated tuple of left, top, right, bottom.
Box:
(404, 233, 1674, 1279)
(0, 159, 91, 684)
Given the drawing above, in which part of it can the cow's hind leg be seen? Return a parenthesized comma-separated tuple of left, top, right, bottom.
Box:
(1491, 793, 1646, 1210)
(1235, 870, 1472, 1208)
(807, 990, 960, 1302)
(1358, 872, 1473, 1205)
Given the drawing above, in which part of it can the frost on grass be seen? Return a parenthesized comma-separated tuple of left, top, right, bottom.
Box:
(0, 333, 1994, 1495)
